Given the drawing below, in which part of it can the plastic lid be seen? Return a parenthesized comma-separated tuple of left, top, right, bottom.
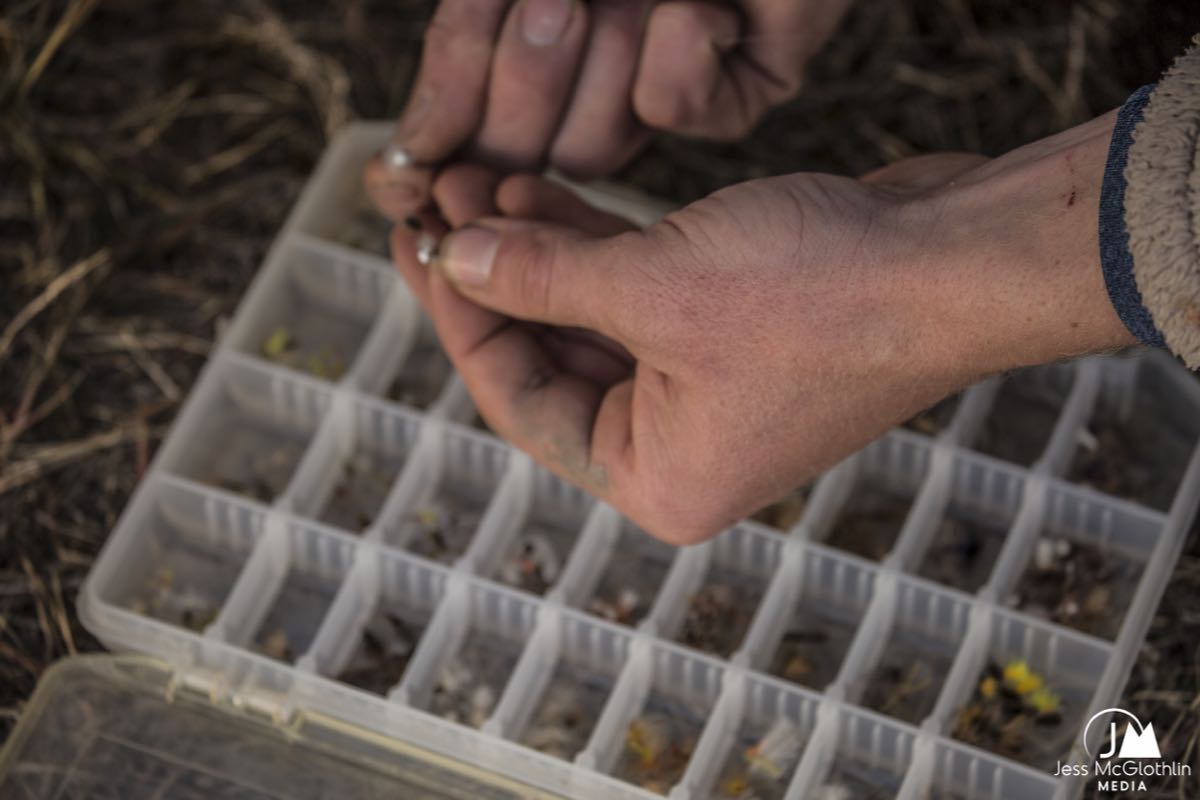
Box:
(0, 654, 557, 799)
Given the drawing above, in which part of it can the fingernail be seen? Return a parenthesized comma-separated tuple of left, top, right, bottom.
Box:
(396, 90, 432, 141)
(521, 0, 572, 46)
(440, 227, 499, 287)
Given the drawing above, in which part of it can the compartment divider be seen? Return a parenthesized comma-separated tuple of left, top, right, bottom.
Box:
(894, 733, 938, 800)
(643, 540, 712, 639)
(484, 602, 562, 739)
(947, 375, 1002, 448)
(364, 416, 446, 548)
(886, 435, 956, 571)
(280, 388, 354, 517)
(549, 502, 620, 609)
(344, 280, 421, 396)
(1036, 357, 1102, 477)
(671, 666, 746, 800)
(431, 373, 476, 422)
(829, 569, 899, 704)
(298, 541, 382, 678)
(462, 451, 535, 573)
(209, 511, 292, 647)
(794, 454, 859, 540)
(925, 590, 993, 739)
(576, 634, 655, 774)
(734, 535, 805, 670)
(392, 572, 470, 706)
(980, 475, 1050, 603)
(783, 699, 842, 799)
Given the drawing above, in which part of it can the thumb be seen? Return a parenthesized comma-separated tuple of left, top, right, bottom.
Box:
(434, 222, 635, 338)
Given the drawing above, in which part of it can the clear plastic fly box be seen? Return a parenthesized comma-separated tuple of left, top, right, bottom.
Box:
(2, 122, 1199, 800)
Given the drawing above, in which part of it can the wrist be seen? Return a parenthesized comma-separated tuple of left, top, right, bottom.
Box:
(909, 111, 1135, 380)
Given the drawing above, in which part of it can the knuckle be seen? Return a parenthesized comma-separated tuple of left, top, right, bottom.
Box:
(639, 500, 726, 547)
(628, 457, 731, 546)
(634, 81, 692, 131)
(424, 0, 503, 60)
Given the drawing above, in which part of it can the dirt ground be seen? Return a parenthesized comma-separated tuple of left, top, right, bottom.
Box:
(1, 1, 1199, 797)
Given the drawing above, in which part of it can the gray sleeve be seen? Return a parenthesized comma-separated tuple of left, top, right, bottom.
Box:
(1125, 34, 1200, 369)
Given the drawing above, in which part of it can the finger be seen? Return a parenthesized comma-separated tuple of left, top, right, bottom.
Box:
(547, 0, 654, 178)
(432, 163, 503, 228)
(634, 1, 827, 139)
(553, 326, 635, 368)
(424, 264, 614, 494)
(542, 328, 634, 385)
(472, 0, 589, 170)
(495, 174, 636, 235)
(434, 222, 639, 337)
(364, 159, 435, 223)
(365, 0, 511, 219)
(399, 0, 511, 162)
(390, 212, 449, 313)
(633, 2, 751, 138)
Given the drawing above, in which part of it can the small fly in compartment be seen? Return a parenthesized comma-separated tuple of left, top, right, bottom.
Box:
(239, 243, 387, 383)
(385, 319, 454, 410)
(93, 479, 262, 634)
(709, 677, 817, 800)
(850, 580, 971, 726)
(403, 581, 537, 730)
(503, 613, 630, 762)
(760, 546, 875, 691)
(914, 504, 1012, 595)
(669, 526, 780, 659)
(972, 365, 1074, 467)
(287, 399, 424, 535)
(608, 648, 721, 795)
(949, 610, 1111, 771)
(157, 359, 329, 505)
(380, 425, 509, 564)
(520, 661, 614, 760)
(484, 465, 592, 596)
(240, 524, 354, 664)
(577, 518, 678, 628)
(328, 552, 447, 696)
(805, 707, 915, 800)
(1002, 485, 1159, 640)
(428, 629, 520, 727)
(677, 567, 766, 658)
(1066, 355, 1200, 511)
(752, 483, 814, 532)
(821, 472, 917, 562)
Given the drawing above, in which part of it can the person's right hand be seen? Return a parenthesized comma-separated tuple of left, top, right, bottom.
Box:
(391, 113, 1134, 545)
(365, 0, 856, 221)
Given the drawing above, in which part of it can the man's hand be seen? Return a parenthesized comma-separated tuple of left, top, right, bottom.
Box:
(365, 0, 855, 221)
(392, 113, 1133, 546)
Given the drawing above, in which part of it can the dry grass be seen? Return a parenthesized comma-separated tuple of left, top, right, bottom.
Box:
(1, 1, 1198, 796)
